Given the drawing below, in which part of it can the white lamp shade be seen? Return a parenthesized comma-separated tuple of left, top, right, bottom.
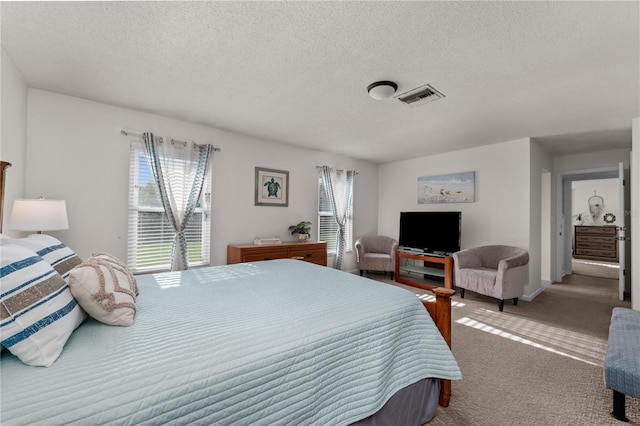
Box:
(10, 199, 69, 232)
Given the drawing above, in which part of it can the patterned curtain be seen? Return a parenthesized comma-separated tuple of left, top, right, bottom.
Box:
(321, 165, 354, 270)
(143, 133, 213, 271)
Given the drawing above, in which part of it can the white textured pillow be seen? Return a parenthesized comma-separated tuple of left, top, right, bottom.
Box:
(0, 244, 87, 367)
(11, 234, 82, 281)
(68, 253, 138, 326)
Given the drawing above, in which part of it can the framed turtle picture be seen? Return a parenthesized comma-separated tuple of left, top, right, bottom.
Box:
(255, 167, 289, 207)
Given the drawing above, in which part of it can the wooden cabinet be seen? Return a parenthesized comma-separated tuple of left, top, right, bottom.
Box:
(574, 225, 618, 262)
(395, 250, 454, 291)
(227, 241, 327, 266)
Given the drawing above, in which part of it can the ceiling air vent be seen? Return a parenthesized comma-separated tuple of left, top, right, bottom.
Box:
(397, 84, 445, 106)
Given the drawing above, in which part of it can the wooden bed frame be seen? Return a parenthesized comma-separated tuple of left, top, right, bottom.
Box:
(0, 159, 455, 410)
(423, 287, 455, 407)
(0, 161, 11, 233)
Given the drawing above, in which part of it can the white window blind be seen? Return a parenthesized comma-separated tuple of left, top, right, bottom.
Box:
(127, 142, 211, 273)
(318, 174, 353, 254)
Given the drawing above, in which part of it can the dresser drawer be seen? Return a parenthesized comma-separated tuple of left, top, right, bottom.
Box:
(575, 241, 616, 251)
(575, 248, 618, 259)
(290, 247, 327, 265)
(576, 226, 617, 236)
(575, 235, 615, 245)
(242, 250, 290, 262)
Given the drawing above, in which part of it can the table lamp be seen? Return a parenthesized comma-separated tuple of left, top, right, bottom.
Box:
(10, 198, 69, 234)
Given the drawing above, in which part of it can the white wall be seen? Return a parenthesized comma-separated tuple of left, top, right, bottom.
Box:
(529, 140, 554, 296)
(572, 178, 619, 226)
(377, 138, 543, 297)
(554, 148, 631, 171)
(540, 170, 552, 284)
(0, 48, 28, 235)
(12, 87, 637, 304)
(24, 89, 378, 270)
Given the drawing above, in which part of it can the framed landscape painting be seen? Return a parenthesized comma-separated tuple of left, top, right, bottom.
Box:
(255, 167, 289, 206)
(418, 171, 475, 204)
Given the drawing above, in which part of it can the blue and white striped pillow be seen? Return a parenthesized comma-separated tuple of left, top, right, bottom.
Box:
(0, 244, 86, 367)
(11, 234, 82, 281)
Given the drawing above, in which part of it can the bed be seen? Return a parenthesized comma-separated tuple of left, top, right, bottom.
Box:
(0, 165, 461, 425)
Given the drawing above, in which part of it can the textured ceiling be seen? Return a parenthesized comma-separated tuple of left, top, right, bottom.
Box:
(1, 1, 638, 163)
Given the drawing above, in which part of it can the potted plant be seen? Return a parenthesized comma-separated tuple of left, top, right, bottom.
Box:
(289, 221, 312, 242)
(573, 212, 588, 225)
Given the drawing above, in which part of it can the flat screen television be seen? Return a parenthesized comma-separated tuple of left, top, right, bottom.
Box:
(399, 211, 461, 255)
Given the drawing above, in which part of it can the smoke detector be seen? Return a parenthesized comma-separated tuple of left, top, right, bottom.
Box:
(397, 84, 445, 106)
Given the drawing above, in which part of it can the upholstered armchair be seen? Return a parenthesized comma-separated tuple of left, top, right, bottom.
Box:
(453, 245, 529, 311)
(355, 235, 398, 280)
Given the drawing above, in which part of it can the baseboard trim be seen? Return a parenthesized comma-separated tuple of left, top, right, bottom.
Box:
(521, 280, 552, 302)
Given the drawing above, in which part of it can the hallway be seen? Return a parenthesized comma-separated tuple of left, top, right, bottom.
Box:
(572, 258, 619, 280)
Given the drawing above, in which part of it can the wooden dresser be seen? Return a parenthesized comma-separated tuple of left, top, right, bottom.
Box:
(227, 241, 327, 266)
(574, 225, 618, 262)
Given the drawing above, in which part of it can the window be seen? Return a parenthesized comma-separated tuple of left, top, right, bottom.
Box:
(318, 174, 353, 253)
(127, 142, 211, 273)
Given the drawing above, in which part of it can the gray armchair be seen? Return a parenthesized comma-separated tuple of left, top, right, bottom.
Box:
(355, 235, 398, 280)
(453, 245, 529, 311)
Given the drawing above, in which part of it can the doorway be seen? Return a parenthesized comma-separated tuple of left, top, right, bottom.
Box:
(556, 165, 631, 300)
(571, 178, 620, 279)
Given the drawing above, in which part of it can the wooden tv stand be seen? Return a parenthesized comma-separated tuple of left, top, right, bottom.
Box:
(395, 250, 454, 291)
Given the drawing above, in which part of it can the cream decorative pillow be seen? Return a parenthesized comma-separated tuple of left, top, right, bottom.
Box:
(0, 244, 86, 367)
(68, 253, 138, 327)
(90, 253, 138, 296)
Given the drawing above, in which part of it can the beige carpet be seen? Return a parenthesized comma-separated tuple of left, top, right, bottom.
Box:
(363, 272, 639, 425)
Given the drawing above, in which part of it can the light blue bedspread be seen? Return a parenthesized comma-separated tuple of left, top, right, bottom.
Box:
(604, 307, 640, 398)
(1, 259, 461, 425)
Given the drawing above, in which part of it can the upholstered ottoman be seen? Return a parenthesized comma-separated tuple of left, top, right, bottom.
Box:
(604, 307, 640, 422)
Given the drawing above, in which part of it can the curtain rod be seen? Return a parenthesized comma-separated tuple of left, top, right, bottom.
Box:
(316, 166, 359, 175)
(121, 130, 221, 151)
